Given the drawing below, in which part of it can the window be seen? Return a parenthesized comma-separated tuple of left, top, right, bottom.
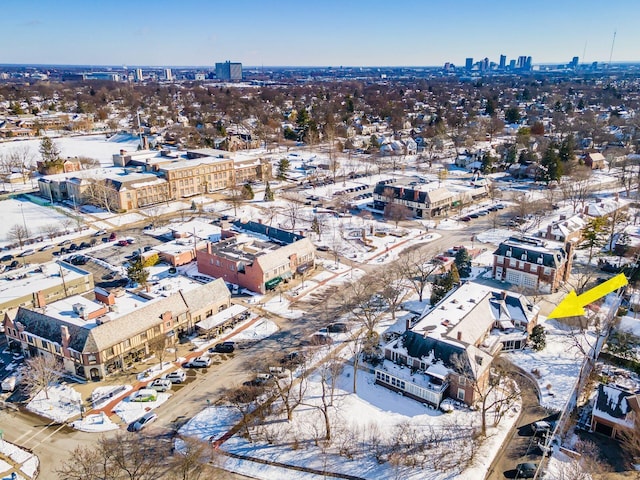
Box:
(106, 347, 115, 357)
(88, 354, 97, 364)
(457, 388, 465, 401)
(41, 340, 49, 350)
(54, 345, 61, 354)
(458, 376, 466, 387)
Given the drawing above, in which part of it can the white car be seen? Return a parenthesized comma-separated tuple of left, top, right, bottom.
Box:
(183, 356, 211, 368)
(131, 412, 157, 432)
(164, 369, 187, 384)
(148, 378, 171, 392)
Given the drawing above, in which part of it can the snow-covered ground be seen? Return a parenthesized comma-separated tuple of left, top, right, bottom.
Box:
(70, 412, 119, 433)
(0, 198, 72, 247)
(0, 439, 39, 479)
(178, 364, 519, 480)
(26, 384, 82, 422)
(112, 391, 171, 425)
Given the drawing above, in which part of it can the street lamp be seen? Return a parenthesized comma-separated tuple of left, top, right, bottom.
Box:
(19, 203, 28, 232)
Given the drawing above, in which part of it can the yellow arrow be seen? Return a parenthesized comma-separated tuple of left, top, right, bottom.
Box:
(548, 273, 628, 319)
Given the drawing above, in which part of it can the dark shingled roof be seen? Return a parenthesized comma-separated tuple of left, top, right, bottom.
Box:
(595, 384, 632, 419)
(14, 306, 89, 351)
(493, 236, 568, 268)
(233, 220, 304, 244)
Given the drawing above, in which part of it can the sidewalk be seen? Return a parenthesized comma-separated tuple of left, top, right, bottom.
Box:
(74, 316, 263, 424)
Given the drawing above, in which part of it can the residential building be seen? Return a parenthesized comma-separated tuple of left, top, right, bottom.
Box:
(584, 152, 606, 169)
(591, 384, 639, 438)
(492, 236, 574, 293)
(0, 262, 94, 320)
(538, 214, 586, 243)
(4, 278, 230, 381)
(376, 282, 539, 407)
(196, 221, 315, 294)
(215, 61, 243, 81)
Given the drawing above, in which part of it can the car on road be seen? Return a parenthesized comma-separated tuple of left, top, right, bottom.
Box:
(38, 244, 55, 251)
(148, 378, 172, 392)
(209, 342, 235, 354)
(18, 249, 35, 257)
(316, 245, 330, 252)
(183, 356, 211, 368)
(164, 369, 187, 383)
(94, 229, 107, 236)
(130, 412, 158, 432)
(0, 254, 14, 262)
(58, 239, 71, 246)
(515, 462, 537, 478)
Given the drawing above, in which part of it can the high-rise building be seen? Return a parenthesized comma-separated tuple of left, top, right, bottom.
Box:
(465, 57, 473, 71)
(525, 56, 532, 70)
(509, 59, 516, 70)
(215, 61, 243, 81)
(134, 68, 143, 82)
(164, 68, 172, 81)
(517, 56, 527, 69)
(571, 56, 579, 68)
(499, 55, 506, 69)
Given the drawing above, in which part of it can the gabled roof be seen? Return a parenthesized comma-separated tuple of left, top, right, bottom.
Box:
(593, 384, 636, 425)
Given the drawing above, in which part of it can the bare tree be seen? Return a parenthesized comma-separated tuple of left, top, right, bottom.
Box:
(398, 248, 440, 302)
(23, 355, 64, 400)
(169, 436, 221, 480)
(7, 223, 30, 248)
(384, 203, 412, 228)
(147, 335, 168, 368)
(284, 198, 302, 231)
(378, 264, 406, 321)
(450, 355, 519, 437)
(82, 179, 119, 213)
(103, 433, 165, 480)
(559, 166, 592, 214)
(270, 361, 308, 422)
(227, 185, 244, 217)
(40, 223, 61, 241)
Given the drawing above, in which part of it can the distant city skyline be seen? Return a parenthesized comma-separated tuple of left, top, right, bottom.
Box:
(2, 0, 639, 67)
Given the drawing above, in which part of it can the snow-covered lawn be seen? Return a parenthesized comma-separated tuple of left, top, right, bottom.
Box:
(91, 385, 134, 409)
(26, 384, 82, 423)
(0, 439, 39, 479)
(0, 199, 70, 247)
(179, 365, 519, 480)
(231, 318, 279, 342)
(70, 412, 119, 433)
(112, 391, 171, 425)
(507, 318, 593, 411)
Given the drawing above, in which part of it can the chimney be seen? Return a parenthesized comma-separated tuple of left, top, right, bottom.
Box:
(146, 284, 151, 293)
(60, 325, 70, 351)
(120, 149, 126, 155)
(457, 331, 462, 341)
(142, 136, 149, 150)
(35, 291, 46, 308)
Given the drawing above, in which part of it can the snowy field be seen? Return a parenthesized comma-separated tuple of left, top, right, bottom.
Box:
(179, 365, 519, 480)
(0, 133, 140, 167)
(0, 198, 71, 247)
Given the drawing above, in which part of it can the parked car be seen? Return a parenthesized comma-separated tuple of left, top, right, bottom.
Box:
(130, 388, 158, 402)
(309, 333, 333, 346)
(130, 412, 158, 432)
(515, 462, 537, 478)
(532, 420, 552, 435)
(94, 229, 107, 236)
(280, 351, 304, 365)
(118, 239, 129, 246)
(58, 239, 71, 246)
(38, 244, 54, 251)
(18, 249, 35, 257)
(316, 245, 330, 252)
(164, 369, 187, 384)
(68, 255, 88, 265)
(0, 254, 14, 262)
(109, 232, 117, 241)
(8, 260, 20, 269)
(79, 241, 92, 250)
(243, 373, 273, 387)
(327, 323, 349, 333)
(268, 366, 291, 378)
(148, 378, 171, 392)
(209, 342, 235, 354)
(68, 243, 79, 251)
(183, 356, 211, 368)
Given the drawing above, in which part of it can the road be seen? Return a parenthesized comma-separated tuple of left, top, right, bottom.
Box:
(0, 209, 519, 479)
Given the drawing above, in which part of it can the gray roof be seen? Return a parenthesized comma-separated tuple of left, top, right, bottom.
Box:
(493, 236, 568, 268)
(180, 278, 230, 312)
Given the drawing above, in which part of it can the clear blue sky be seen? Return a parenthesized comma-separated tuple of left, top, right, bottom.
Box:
(2, 0, 639, 67)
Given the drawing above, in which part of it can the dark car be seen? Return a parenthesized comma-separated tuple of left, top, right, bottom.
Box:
(8, 260, 20, 269)
(316, 245, 331, 252)
(327, 323, 349, 333)
(0, 254, 14, 262)
(280, 351, 304, 365)
(68, 243, 79, 251)
(79, 241, 91, 249)
(209, 342, 235, 354)
(69, 255, 88, 265)
(58, 239, 71, 246)
(515, 462, 537, 478)
(109, 232, 117, 241)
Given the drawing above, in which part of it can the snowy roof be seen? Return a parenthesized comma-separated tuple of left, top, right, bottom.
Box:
(493, 236, 568, 268)
(584, 198, 629, 217)
(195, 304, 247, 331)
(593, 384, 637, 428)
(169, 220, 221, 240)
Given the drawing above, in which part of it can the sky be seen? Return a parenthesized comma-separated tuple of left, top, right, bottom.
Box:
(2, 0, 640, 67)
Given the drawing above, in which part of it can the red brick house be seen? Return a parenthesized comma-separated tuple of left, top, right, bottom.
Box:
(493, 236, 574, 293)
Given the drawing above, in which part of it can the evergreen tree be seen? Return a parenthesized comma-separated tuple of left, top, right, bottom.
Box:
(529, 324, 546, 351)
(127, 257, 149, 286)
(263, 181, 274, 202)
(454, 247, 472, 278)
(430, 271, 455, 305)
(277, 158, 290, 180)
(579, 216, 608, 263)
(538, 143, 562, 184)
(558, 134, 576, 163)
(504, 106, 521, 124)
(242, 183, 255, 200)
(311, 216, 321, 236)
(39, 137, 62, 167)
